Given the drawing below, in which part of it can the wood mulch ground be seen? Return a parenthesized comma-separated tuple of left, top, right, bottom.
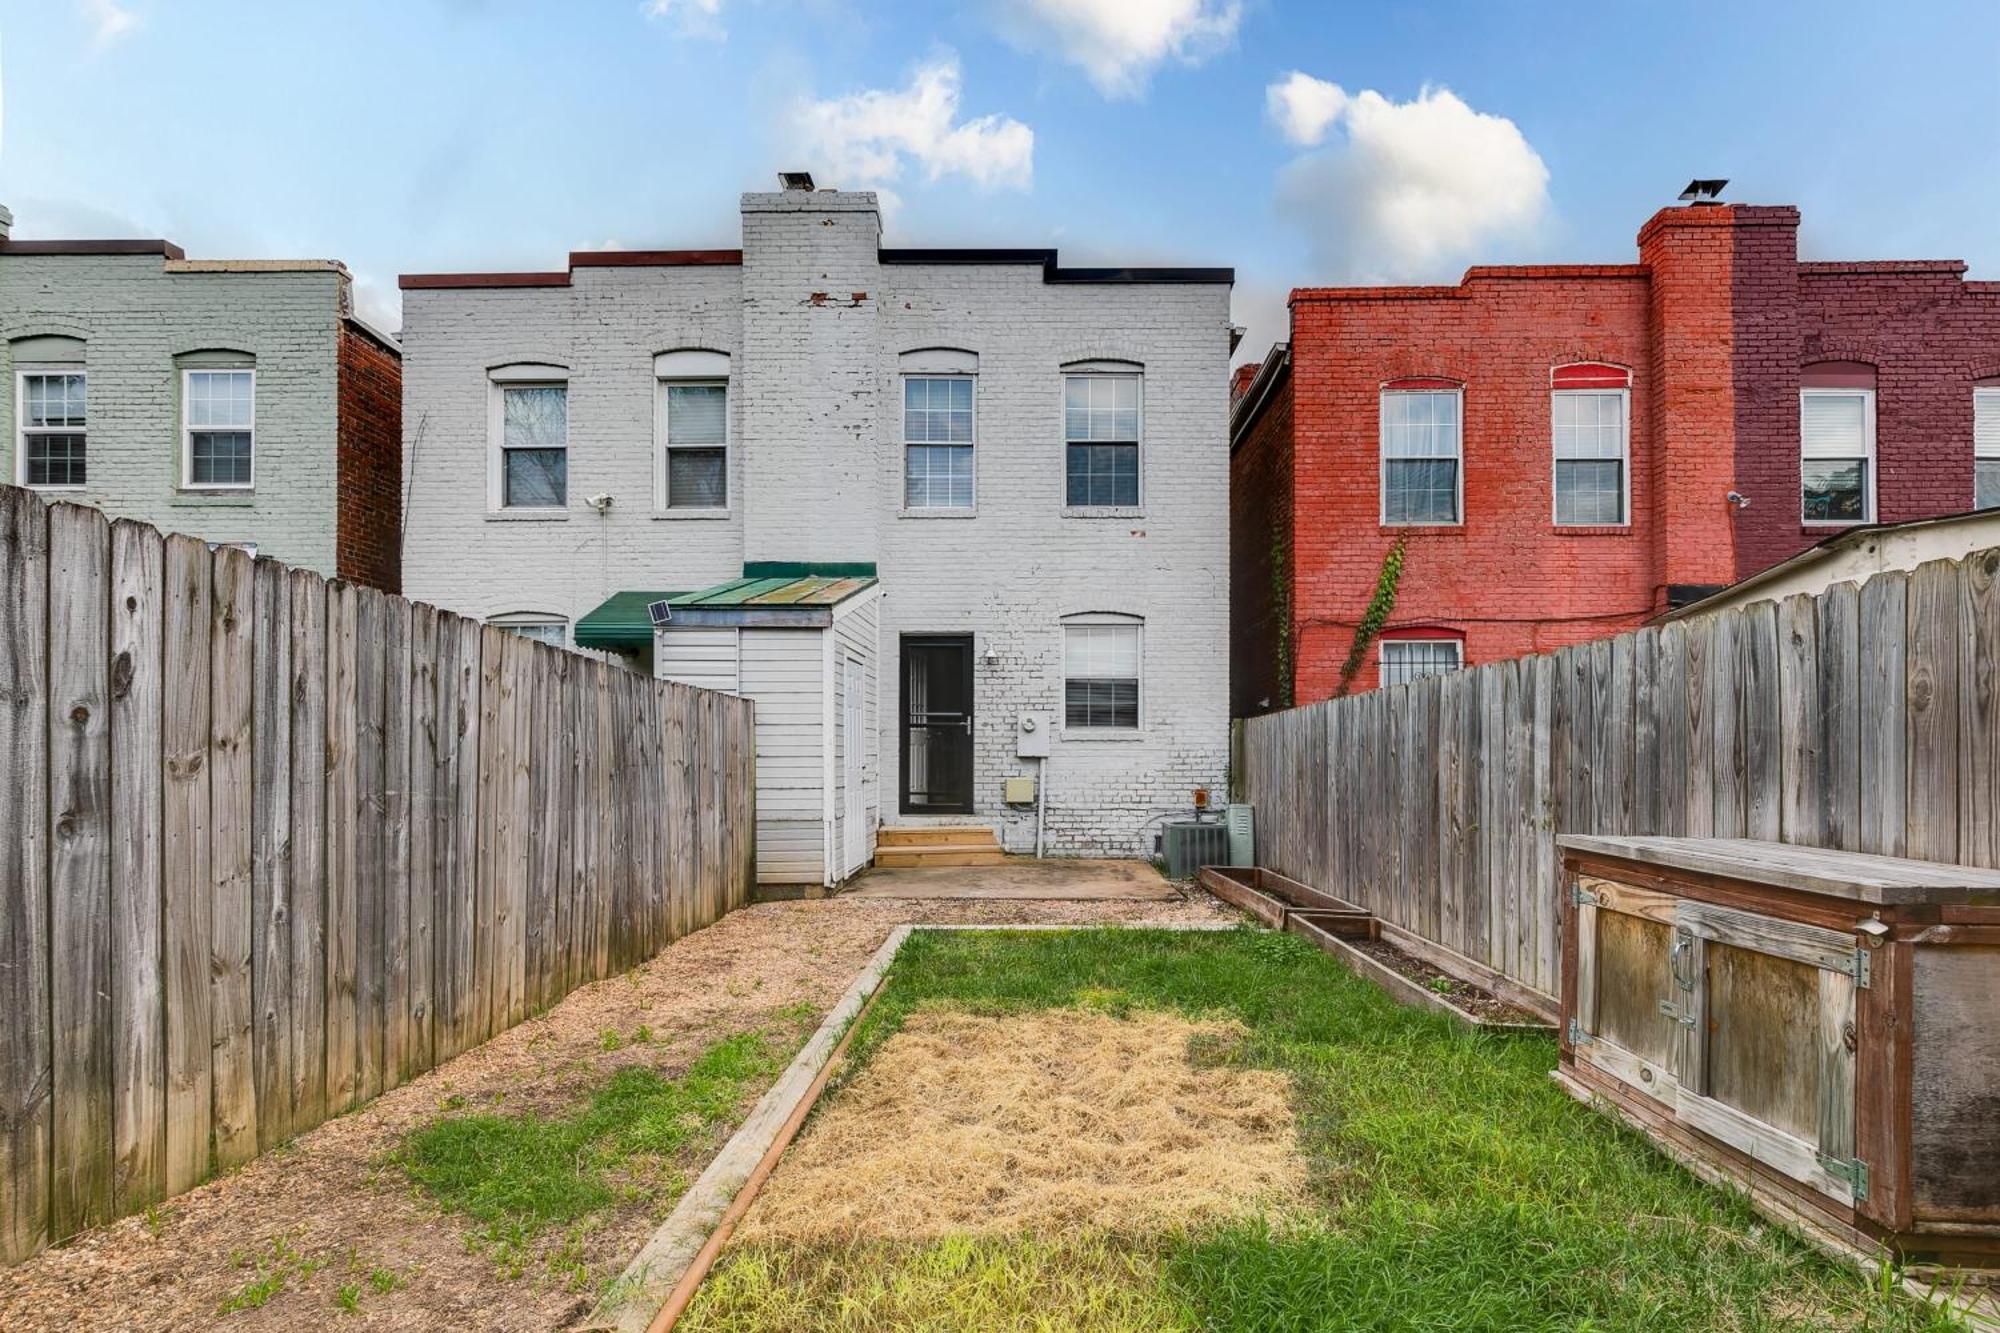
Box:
(0, 890, 1229, 1333)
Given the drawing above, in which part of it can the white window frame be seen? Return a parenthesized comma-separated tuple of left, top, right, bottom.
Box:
(180, 367, 257, 491)
(487, 369, 570, 514)
(902, 373, 977, 513)
(1379, 638, 1463, 687)
(1379, 386, 1464, 527)
(1799, 387, 1876, 527)
(488, 611, 568, 647)
(1060, 612, 1143, 738)
(1974, 386, 2000, 510)
(1062, 369, 1144, 512)
(655, 377, 730, 514)
(1550, 387, 1631, 527)
(15, 366, 89, 491)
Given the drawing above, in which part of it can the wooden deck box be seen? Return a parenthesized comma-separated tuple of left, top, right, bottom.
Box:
(1557, 835, 2000, 1268)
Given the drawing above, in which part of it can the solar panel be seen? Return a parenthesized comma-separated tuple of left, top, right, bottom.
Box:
(647, 599, 675, 626)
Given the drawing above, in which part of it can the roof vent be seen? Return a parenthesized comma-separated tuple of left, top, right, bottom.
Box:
(1678, 178, 1728, 206)
(778, 171, 816, 192)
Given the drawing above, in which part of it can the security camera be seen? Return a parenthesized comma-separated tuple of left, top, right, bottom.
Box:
(586, 493, 614, 512)
(1726, 491, 1750, 509)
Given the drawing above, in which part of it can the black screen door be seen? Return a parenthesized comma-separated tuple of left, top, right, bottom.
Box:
(900, 635, 974, 814)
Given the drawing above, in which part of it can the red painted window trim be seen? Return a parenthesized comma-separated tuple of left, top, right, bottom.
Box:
(1377, 625, 1466, 642)
(1800, 360, 1877, 389)
(1382, 377, 1462, 392)
(1551, 362, 1631, 390)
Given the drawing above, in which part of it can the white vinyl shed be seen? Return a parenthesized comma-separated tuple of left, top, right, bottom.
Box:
(652, 568, 881, 888)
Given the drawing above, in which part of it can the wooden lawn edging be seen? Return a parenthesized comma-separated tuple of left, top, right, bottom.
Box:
(591, 921, 1239, 1333)
(1199, 866, 1555, 1031)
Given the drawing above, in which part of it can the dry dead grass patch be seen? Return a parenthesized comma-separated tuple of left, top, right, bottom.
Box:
(739, 1007, 1304, 1243)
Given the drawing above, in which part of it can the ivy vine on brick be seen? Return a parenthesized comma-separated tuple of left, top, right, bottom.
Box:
(1335, 538, 1406, 697)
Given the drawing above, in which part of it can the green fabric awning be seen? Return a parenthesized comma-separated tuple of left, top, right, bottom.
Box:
(573, 590, 686, 650)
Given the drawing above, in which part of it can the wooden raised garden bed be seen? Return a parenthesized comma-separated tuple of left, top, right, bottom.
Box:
(1199, 866, 1554, 1033)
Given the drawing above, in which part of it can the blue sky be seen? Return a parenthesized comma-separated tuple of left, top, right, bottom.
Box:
(3, 1, 1997, 365)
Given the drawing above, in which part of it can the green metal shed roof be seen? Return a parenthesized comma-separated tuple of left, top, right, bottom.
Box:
(573, 590, 687, 650)
(669, 574, 877, 610)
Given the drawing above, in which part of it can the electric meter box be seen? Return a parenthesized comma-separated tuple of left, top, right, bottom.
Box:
(1016, 711, 1051, 758)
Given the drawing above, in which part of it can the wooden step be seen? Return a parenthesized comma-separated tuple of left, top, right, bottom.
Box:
(874, 843, 1009, 868)
(877, 824, 999, 849)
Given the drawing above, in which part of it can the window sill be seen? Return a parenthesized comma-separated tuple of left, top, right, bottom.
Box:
(1802, 520, 1869, 532)
(25, 484, 87, 494)
(1549, 523, 1632, 536)
(1376, 523, 1462, 535)
(1061, 728, 1146, 743)
(652, 508, 732, 521)
(899, 507, 977, 520)
(173, 489, 256, 507)
(1062, 506, 1145, 520)
(486, 509, 570, 522)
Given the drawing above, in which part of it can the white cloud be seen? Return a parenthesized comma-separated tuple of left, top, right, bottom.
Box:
(1270, 79, 1551, 281)
(999, 0, 1242, 99)
(79, 0, 140, 47)
(793, 56, 1033, 191)
(643, 0, 725, 39)
(1265, 71, 1347, 147)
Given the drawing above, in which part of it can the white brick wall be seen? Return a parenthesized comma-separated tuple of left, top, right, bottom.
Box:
(401, 190, 1232, 856)
(0, 253, 348, 572)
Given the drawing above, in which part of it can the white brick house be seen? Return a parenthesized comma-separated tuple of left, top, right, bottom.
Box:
(399, 180, 1233, 881)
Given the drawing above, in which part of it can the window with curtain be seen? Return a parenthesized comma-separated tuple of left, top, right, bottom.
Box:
(1064, 374, 1140, 507)
(501, 384, 568, 508)
(1976, 387, 2000, 510)
(1063, 619, 1140, 729)
(18, 369, 87, 487)
(664, 381, 727, 508)
(1381, 389, 1461, 524)
(184, 368, 256, 487)
(1800, 389, 1873, 523)
(1553, 389, 1628, 524)
(904, 376, 974, 508)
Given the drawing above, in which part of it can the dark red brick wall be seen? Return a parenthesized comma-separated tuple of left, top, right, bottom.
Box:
(1230, 364, 1294, 716)
(1283, 271, 1661, 702)
(1733, 240, 2000, 576)
(336, 321, 403, 592)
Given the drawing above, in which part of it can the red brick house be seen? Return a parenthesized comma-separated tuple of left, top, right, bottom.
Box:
(1231, 200, 2000, 714)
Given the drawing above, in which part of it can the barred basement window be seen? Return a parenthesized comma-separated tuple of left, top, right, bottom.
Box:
(184, 369, 256, 488)
(18, 369, 87, 488)
(1380, 639, 1462, 687)
(1801, 389, 1873, 524)
(1976, 387, 2000, 510)
(1063, 617, 1141, 730)
(1064, 374, 1140, 507)
(904, 376, 974, 508)
(1381, 388, 1461, 524)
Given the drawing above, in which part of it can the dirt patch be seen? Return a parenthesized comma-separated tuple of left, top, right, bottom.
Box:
(1348, 937, 1543, 1025)
(0, 892, 1228, 1333)
(739, 1008, 1304, 1243)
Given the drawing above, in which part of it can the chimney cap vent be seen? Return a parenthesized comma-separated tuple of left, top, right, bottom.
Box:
(1679, 178, 1728, 205)
(778, 171, 816, 192)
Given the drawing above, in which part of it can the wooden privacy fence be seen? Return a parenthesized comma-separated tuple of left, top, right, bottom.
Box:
(1239, 544, 2000, 1007)
(0, 488, 756, 1264)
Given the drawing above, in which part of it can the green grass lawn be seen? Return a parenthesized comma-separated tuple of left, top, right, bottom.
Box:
(681, 926, 1967, 1333)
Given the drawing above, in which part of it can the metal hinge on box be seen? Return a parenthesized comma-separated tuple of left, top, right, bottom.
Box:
(1845, 946, 1872, 989)
(1818, 1153, 1870, 1201)
(1567, 1017, 1592, 1046)
(1571, 883, 1600, 908)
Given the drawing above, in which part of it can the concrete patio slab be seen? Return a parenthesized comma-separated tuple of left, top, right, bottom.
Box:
(841, 857, 1179, 901)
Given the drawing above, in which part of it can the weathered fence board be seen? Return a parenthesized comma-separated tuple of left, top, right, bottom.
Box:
(1240, 544, 2000, 1005)
(1, 494, 755, 1265)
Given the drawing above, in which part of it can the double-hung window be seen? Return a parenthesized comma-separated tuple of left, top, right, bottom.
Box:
(1063, 616, 1141, 730)
(18, 369, 87, 488)
(183, 368, 256, 488)
(1800, 388, 1874, 523)
(1064, 373, 1140, 507)
(1552, 389, 1629, 524)
(1380, 639, 1463, 687)
(663, 382, 727, 509)
(1381, 386, 1461, 524)
(1976, 387, 2000, 510)
(499, 382, 568, 509)
(904, 376, 974, 509)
